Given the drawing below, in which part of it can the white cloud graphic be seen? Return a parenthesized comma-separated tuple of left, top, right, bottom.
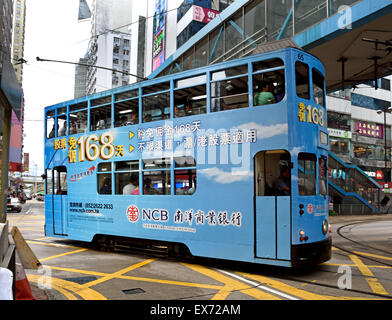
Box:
(200, 167, 252, 184)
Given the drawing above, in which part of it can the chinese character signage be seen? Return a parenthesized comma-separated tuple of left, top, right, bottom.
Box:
(193, 5, 220, 24)
(354, 121, 383, 138)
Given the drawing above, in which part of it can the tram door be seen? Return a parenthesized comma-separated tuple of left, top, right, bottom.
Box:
(254, 151, 291, 260)
(52, 166, 68, 235)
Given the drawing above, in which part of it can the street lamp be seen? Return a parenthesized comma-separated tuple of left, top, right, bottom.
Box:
(377, 106, 392, 182)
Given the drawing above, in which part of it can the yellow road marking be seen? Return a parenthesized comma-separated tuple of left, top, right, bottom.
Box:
(239, 272, 330, 300)
(27, 240, 82, 249)
(349, 255, 389, 295)
(353, 251, 392, 262)
(81, 258, 156, 288)
(39, 248, 88, 262)
(48, 265, 222, 290)
(183, 263, 280, 300)
(27, 274, 106, 300)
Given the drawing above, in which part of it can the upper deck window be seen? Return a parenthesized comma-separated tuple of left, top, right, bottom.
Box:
(69, 110, 87, 135)
(312, 68, 325, 107)
(295, 61, 310, 100)
(174, 83, 206, 118)
(91, 95, 111, 107)
(211, 65, 249, 112)
(253, 58, 285, 106)
(114, 98, 139, 127)
(142, 92, 170, 123)
(90, 105, 111, 131)
(46, 113, 55, 139)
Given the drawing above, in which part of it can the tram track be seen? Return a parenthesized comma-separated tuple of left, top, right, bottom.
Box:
(334, 220, 392, 268)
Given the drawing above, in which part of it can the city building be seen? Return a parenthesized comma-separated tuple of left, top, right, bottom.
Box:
(0, 0, 23, 221)
(85, 0, 133, 94)
(327, 78, 392, 190)
(74, 56, 88, 98)
(129, 0, 235, 84)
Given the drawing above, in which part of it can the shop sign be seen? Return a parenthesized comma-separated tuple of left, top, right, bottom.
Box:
(328, 128, 352, 139)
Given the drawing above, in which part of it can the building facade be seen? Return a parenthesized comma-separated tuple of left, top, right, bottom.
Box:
(327, 78, 392, 189)
(85, 0, 132, 94)
(0, 0, 23, 222)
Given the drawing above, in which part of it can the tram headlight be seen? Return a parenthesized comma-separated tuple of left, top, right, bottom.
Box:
(322, 219, 328, 235)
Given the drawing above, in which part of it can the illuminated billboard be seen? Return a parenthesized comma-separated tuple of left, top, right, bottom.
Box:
(152, 0, 167, 71)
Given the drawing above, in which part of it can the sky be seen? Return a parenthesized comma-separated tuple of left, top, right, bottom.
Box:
(23, 0, 91, 175)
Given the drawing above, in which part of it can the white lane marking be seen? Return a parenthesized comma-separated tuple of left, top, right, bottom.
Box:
(217, 269, 300, 300)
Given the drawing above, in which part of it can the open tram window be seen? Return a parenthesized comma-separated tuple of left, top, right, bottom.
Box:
(69, 110, 87, 135)
(114, 160, 140, 195)
(114, 97, 139, 127)
(174, 156, 196, 195)
(142, 92, 170, 123)
(142, 158, 171, 195)
(210, 66, 249, 112)
(319, 156, 327, 196)
(90, 105, 111, 131)
(174, 83, 206, 118)
(57, 114, 67, 137)
(97, 163, 112, 195)
(312, 68, 325, 107)
(298, 153, 316, 196)
(295, 61, 310, 100)
(46, 115, 55, 139)
(255, 150, 291, 197)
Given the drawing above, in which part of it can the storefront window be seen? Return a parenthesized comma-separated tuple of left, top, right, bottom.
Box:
(330, 138, 349, 155)
(327, 112, 351, 131)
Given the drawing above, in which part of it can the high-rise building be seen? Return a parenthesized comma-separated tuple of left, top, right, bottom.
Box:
(0, 0, 23, 220)
(74, 56, 88, 98)
(11, 0, 26, 85)
(85, 0, 133, 94)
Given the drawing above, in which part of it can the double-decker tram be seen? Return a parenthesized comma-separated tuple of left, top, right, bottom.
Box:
(44, 47, 331, 267)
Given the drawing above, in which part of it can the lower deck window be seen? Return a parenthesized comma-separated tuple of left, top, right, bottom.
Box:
(298, 153, 316, 196)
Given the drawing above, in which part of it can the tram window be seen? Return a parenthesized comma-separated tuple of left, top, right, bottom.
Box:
(211, 76, 248, 112)
(295, 61, 310, 99)
(175, 169, 196, 195)
(174, 156, 196, 168)
(90, 105, 111, 131)
(298, 153, 316, 196)
(142, 171, 171, 195)
(46, 109, 55, 117)
(69, 101, 87, 112)
(91, 95, 111, 107)
(114, 98, 139, 127)
(54, 166, 67, 195)
(69, 110, 87, 134)
(98, 162, 111, 172)
(175, 75, 206, 88)
(211, 65, 248, 81)
(115, 160, 140, 195)
(45, 169, 52, 195)
(253, 58, 284, 73)
(174, 84, 206, 118)
(98, 173, 112, 195)
(115, 89, 138, 101)
(253, 70, 285, 105)
(143, 158, 170, 169)
(142, 92, 170, 123)
(47, 117, 55, 139)
(319, 156, 327, 196)
(312, 68, 325, 107)
(57, 114, 67, 137)
(58, 107, 66, 115)
(142, 82, 170, 95)
(115, 160, 139, 171)
(254, 150, 291, 196)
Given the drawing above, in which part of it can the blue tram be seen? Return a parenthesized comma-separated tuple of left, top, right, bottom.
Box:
(44, 47, 331, 267)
